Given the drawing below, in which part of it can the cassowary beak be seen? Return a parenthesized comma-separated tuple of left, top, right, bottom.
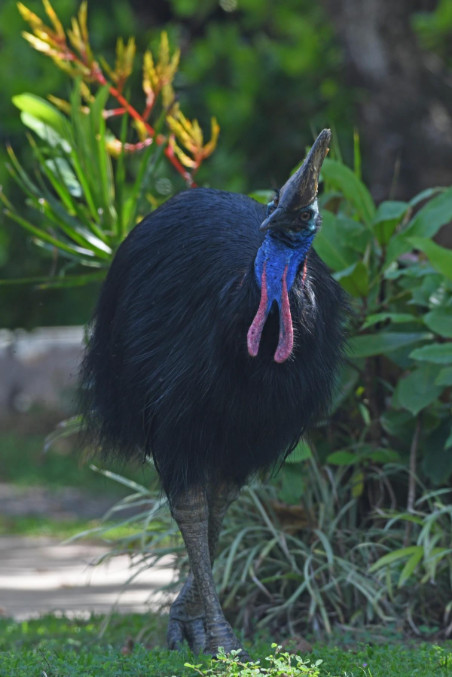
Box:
(260, 128, 331, 233)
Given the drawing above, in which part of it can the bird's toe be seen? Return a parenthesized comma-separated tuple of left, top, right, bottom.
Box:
(167, 615, 206, 654)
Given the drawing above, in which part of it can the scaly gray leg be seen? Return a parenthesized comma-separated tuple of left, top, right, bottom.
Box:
(168, 484, 243, 656)
(167, 483, 238, 652)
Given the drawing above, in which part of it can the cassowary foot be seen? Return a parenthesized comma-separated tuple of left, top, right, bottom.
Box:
(204, 615, 249, 661)
(167, 613, 206, 654)
(167, 577, 206, 654)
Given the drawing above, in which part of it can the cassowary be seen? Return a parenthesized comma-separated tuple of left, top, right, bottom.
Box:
(81, 129, 346, 656)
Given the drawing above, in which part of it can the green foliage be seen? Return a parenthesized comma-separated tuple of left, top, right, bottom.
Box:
(2, 85, 157, 284)
(311, 152, 452, 490)
(215, 469, 388, 636)
(1, 1, 219, 289)
(369, 490, 452, 589)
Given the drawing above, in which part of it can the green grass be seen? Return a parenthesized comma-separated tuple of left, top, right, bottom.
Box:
(0, 614, 451, 676)
(0, 513, 149, 540)
(0, 514, 102, 539)
(0, 431, 152, 494)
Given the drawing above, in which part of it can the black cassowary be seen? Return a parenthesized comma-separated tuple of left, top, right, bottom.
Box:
(81, 129, 347, 656)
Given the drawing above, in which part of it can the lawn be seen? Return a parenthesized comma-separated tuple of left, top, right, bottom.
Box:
(0, 614, 451, 676)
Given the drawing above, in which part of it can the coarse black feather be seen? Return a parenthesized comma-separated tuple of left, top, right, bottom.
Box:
(80, 188, 347, 498)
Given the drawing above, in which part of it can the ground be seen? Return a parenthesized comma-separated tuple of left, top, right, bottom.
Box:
(0, 482, 175, 620)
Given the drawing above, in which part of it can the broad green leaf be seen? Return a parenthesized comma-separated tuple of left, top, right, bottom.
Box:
(409, 187, 443, 207)
(372, 200, 408, 245)
(395, 364, 443, 416)
(410, 343, 452, 364)
(332, 214, 371, 253)
(285, 440, 311, 464)
(384, 264, 436, 281)
(424, 308, 452, 338)
(362, 312, 419, 329)
(13, 93, 71, 141)
(322, 158, 376, 223)
(334, 261, 369, 297)
(350, 332, 431, 358)
(398, 547, 423, 586)
(408, 237, 452, 281)
(381, 409, 415, 441)
(385, 188, 452, 267)
(326, 450, 357, 466)
(314, 211, 358, 271)
(407, 187, 452, 239)
(367, 448, 401, 463)
(21, 112, 70, 150)
(435, 367, 452, 386)
(369, 546, 420, 572)
(385, 232, 412, 267)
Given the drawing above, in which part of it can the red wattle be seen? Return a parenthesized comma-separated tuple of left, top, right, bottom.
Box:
(274, 264, 293, 363)
(247, 264, 268, 357)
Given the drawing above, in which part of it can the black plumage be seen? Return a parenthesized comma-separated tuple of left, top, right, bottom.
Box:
(80, 129, 347, 656)
(82, 188, 344, 495)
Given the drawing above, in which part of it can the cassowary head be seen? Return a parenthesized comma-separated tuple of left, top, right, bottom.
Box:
(260, 128, 331, 237)
(248, 129, 331, 363)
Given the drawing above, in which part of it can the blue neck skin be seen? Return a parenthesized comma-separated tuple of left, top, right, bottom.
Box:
(254, 229, 314, 302)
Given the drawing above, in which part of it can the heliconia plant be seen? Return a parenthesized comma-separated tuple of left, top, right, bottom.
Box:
(17, 0, 219, 179)
(0, 0, 219, 287)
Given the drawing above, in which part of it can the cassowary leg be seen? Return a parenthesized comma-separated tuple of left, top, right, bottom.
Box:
(167, 484, 238, 653)
(168, 485, 243, 656)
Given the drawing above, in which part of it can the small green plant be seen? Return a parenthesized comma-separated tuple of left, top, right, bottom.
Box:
(185, 644, 322, 676)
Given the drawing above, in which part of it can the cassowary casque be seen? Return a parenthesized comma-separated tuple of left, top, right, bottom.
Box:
(81, 129, 347, 656)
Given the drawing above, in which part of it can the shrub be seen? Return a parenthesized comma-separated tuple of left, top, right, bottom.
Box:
(1, 0, 218, 288)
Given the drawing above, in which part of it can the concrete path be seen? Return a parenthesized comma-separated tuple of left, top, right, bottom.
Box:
(0, 536, 175, 621)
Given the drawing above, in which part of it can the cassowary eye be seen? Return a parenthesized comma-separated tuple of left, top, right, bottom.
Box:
(299, 209, 312, 222)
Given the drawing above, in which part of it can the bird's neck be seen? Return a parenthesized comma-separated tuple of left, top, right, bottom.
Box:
(247, 230, 314, 363)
